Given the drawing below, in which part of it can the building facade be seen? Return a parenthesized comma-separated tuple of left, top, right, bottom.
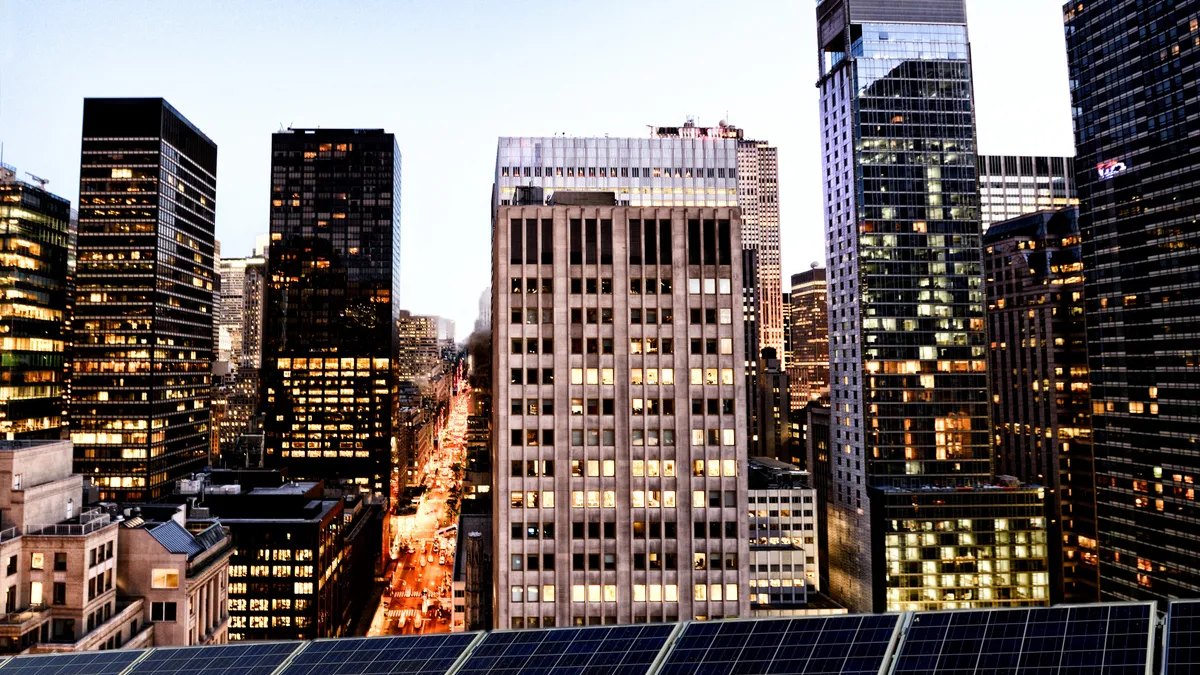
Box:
(0, 166, 71, 440)
(746, 457, 819, 614)
(71, 98, 217, 501)
(984, 207, 1097, 604)
(752, 349, 799, 465)
(397, 311, 440, 382)
(977, 155, 1078, 231)
(814, 1, 1048, 612)
(262, 129, 400, 497)
(787, 267, 829, 409)
(493, 195, 750, 628)
(215, 256, 266, 370)
(1065, 0, 1200, 601)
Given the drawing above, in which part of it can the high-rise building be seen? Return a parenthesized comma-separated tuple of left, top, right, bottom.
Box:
(0, 165, 71, 440)
(747, 456, 820, 615)
(216, 256, 265, 368)
(71, 98, 217, 501)
(752, 348, 799, 466)
(815, 2, 1049, 612)
(1065, 0, 1200, 601)
(652, 122, 785, 369)
(977, 155, 1078, 231)
(262, 128, 400, 498)
(240, 258, 266, 371)
(984, 207, 1097, 604)
(493, 192, 750, 628)
(397, 311, 440, 382)
(475, 286, 492, 333)
(787, 267, 829, 408)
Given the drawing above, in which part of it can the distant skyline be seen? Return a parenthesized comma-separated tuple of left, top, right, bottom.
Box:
(0, 0, 1074, 332)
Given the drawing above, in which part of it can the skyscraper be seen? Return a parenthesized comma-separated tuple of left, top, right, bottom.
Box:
(977, 155, 1078, 230)
(71, 98, 217, 500)
(787, 267, 829, 408)
(396, 311, 440, 382)
(815, 1, 1048, 611)
(0, 165, 71, 440)
(653, 123, 785, 362)
(1065, 0, 1200, 601)
(216, 256, 265, 369)
(262, 128, 400, 497)
(984, 207, 1098, 604)
(493, 191, 750, 628)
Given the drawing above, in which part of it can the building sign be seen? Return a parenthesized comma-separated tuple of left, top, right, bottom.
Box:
(1097, 159, 1127, 180)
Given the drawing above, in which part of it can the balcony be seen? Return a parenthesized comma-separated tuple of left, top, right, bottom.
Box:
(0, 603, 50, 638)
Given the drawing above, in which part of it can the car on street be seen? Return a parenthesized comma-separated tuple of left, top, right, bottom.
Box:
(439, 555, 446, 565)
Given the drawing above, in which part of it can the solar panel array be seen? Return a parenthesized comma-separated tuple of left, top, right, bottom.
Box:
(657, 614, 899, 675)
(1165, 600, 1200, 675)
(893, 602, 1155, 674)
(128, 642, 301, 675)
(278, 633, 477, 675)
(455, 624, 674, 675)
(0, 650, 146, 675)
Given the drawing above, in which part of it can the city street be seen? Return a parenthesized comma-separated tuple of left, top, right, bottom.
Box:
(368, 386, 469, 635)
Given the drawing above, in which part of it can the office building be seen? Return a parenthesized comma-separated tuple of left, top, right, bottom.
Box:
(977, 155, 1078, 230)
(174, 470, 379, 642)
(1065, 0, 1200, 601)
(216, 256, 266, 370)
(803, 403, 832, 592)
(475, 286, 492, 333)
(450, 513, 493, 632)
(397, 311, 440, 382)
(262, 129, 400, 497)
(746, 457, 819, 614)
(787, 267, 829, 408)
(0, 165, 71, 440)
(815, 1, 1048, 612)
(984, 207, 1097, 604)
(742, 249, 762, 458)
(493, 192, 750, 628)
(71, 98, 217, 501)
(752, 348, 799, 466)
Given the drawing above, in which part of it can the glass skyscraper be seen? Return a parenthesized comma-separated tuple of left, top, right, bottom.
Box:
(262, 129, 401, 498)
(0, 165, 71, 440)
(1065, 0, 1200, 601)
(815, 0, 1048, 612)
(71, 98, 217, 501)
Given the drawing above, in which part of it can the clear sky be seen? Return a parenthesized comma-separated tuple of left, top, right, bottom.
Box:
(0, 0, 1074, 334)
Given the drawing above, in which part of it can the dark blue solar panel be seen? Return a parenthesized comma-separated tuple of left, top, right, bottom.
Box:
(657, 615, 899, 675)
(1166, 600, 1200, 675)
(0, 649, 145, 675)
(893, 603, 1154, 674)
(128, 642, 300, 675)
(455, 624, 675, 675)
(279, 633, 478, 675)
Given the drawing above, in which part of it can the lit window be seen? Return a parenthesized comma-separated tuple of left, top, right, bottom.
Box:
(151, 569, 179, 589)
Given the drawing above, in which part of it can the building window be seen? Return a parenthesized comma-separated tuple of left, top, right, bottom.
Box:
(30, 553, 43, 570)
(152, 569, 180, 589)
(151, 602, 177, 622)
(53, 553, 67, 572)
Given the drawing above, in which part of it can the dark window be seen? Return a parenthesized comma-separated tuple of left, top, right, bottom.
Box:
(541, 219, 553, 264)
(53, 553, 66, 572)
(703, 219, 716, 265)
(573, 554, 585, 570)
(604, 522, 616, 539)
(600, 219, 613, 265)
(644, 221, 657, 265)
(151, 602, 177, 622)
(629, 221, 642, 265)
(717, 219, 731, 265)
(53, 583, 66, 605)
(694, 522, 706, 539)
(543, 553, 555, 570)
(572, 522, 585, 539)
(526, 219, 538, 263)
(510, 219, 522, 264)
(570, 219, 582, 265)
(585, 219, 598, 265)
(688, 220, 701, 265)
(512, 523, 523, 539)
(587, 522, 600, 538)
(659, 221, 673, 264)
(725, 522, 737, 538)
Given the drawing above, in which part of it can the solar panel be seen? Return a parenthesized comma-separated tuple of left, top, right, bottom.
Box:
(657, 614, 900, 675)
(455, 624, 675, 675)
(892, 602, 1155, 674)
(1166, 599, 1200, 675)
(0, 649, 145, 675)
(128, 642, 301, 675)
(278, 633, 478, 675)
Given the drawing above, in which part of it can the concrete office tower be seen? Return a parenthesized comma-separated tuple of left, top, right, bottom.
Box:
(746, 457, 820, 615)
(753, 348, 799, 466)
(984, 207, 1098, 604)
(240, 258, 266, 371)
(653, 122, 785, 372)
(977, 155, 1078, 231)
(262, 129, 400, 498)
(815, 2, 1048, 612)
(493, 192, 750, 628)
(1065, 0, 1200, 601)
(0, 165, 71, 440)
(71, 98, 216, 501)
(216, 256, 265, 368)
(397, 311, 441, 382)
(788, 267, 829, 408)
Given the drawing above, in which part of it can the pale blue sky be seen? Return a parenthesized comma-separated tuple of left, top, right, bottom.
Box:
(0, 0, 1073, 333)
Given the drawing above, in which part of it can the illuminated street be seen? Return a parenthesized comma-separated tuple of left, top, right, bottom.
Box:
(369, 386, 469, 635)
